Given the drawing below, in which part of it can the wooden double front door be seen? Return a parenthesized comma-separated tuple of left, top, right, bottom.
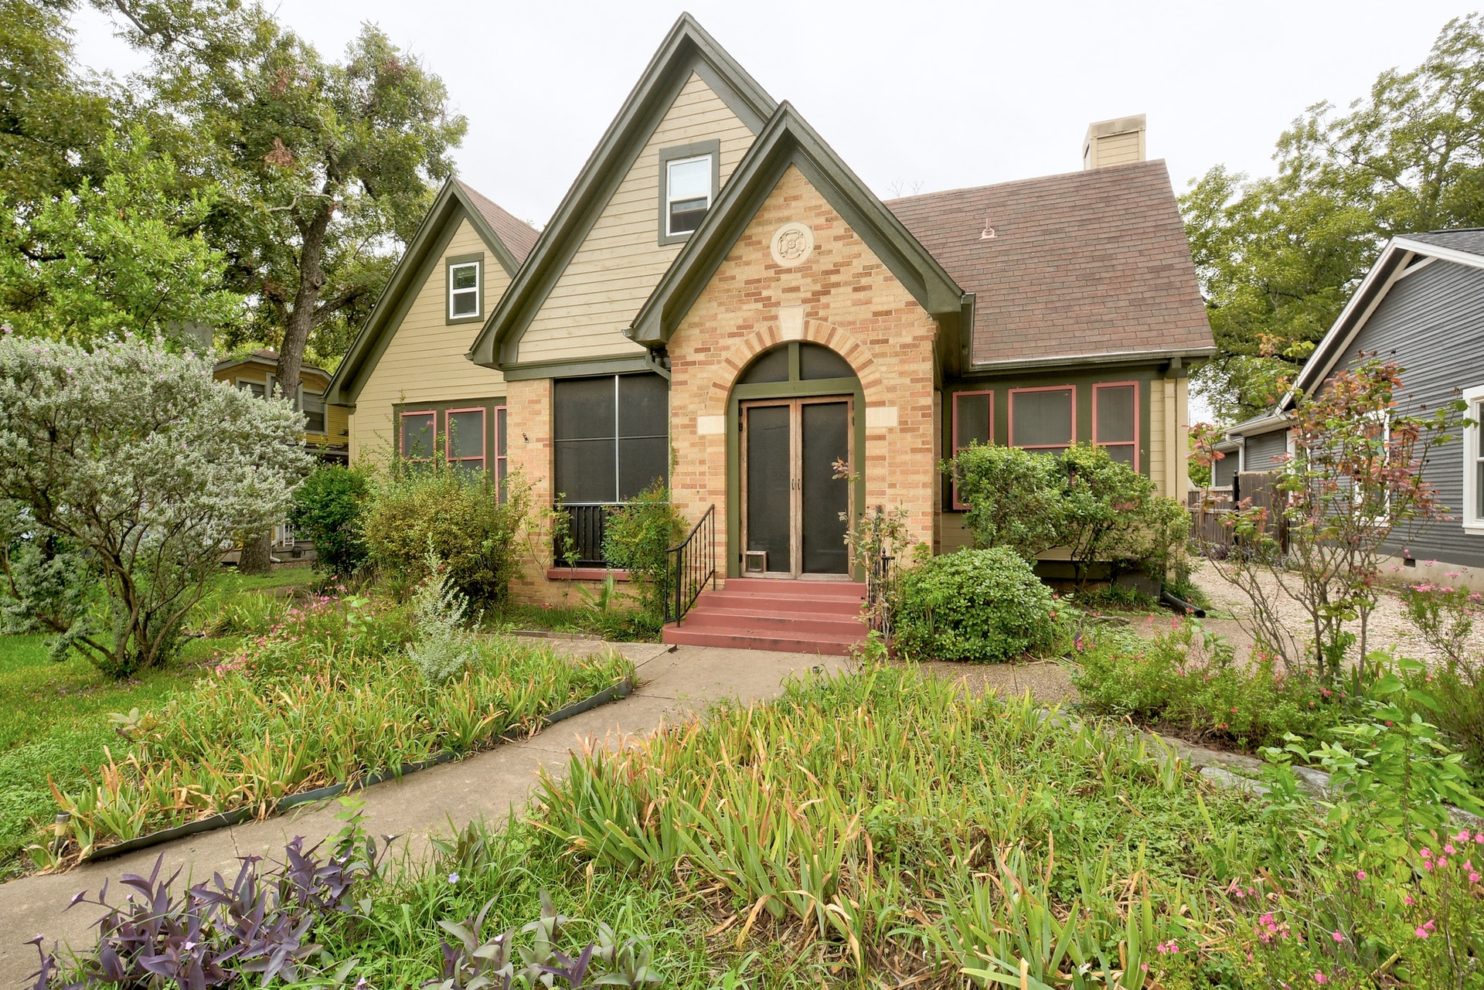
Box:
(740, 396, 852, 578)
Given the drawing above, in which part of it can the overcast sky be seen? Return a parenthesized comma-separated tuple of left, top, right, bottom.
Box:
(69, 0, 1475, 231)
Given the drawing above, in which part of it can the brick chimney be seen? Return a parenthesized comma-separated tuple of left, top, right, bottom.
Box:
(1082, 114, 1146, 170)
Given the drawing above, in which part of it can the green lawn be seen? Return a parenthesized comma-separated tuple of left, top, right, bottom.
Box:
(0, 569, 314, 876)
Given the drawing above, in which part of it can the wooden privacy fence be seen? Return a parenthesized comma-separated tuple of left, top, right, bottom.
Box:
(1188, 471, 1288, 555)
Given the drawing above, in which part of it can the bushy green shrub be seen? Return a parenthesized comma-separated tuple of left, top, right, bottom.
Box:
(601, 482, 686, 626)
(947, 443, 1065, 560)
(944, 442, 1190, 586)
(1060, 443, 1190, 586)
(361, 465, 524, 608)
(288, 465, 370, 578)
(892, 548, 1060, 662)
(1072, 621, 1353, 750)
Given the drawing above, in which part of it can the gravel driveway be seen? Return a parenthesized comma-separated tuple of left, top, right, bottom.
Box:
(1191, 561, 1483, 668)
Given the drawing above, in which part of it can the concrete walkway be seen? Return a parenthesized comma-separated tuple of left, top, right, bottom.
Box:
(0, 641, 846, 986)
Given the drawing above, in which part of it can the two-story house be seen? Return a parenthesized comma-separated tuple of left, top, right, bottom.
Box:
(325, 14, 1214, 651)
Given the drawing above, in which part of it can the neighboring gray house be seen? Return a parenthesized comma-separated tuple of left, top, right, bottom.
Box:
(1223, 230, 1484, 571)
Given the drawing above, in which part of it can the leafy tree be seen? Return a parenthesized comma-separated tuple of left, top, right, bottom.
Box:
(0, 129, 243, 345)
(1212, 359, 1465, 680)
(0, 335, 312, 676)
(110, 0, 467, 394)
(1183, 14, 1484, 420)
(0, 0, 115, 213)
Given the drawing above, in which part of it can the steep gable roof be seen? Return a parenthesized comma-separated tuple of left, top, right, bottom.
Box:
(1281, 231, 1484, 409)
(325, 178, 537, 405)
(628, 102, 968, 364)
(886, 161, 1214, 368)
(468, 13, 777, 369)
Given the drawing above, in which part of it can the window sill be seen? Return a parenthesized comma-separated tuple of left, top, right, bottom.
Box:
(1463, 524, 1484, 537)
(546, 567, 632, 582)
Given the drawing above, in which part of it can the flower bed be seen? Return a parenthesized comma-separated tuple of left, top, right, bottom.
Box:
(44, 596, 634, 866)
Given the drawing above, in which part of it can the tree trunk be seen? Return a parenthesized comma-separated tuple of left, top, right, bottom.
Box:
(273, 196, 334, 407)
(238, 531, 273, 574)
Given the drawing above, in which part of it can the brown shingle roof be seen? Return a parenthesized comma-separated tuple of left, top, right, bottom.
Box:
(456, 179, 541, 264)
(887, 160, 1213, 365)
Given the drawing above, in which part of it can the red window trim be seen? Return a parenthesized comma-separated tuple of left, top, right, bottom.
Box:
(1091, 381, 1139, 471)
(444, 406, 487, 471)
(399, 409, 437, 462)
(950, 389, 994, 510)
(493, 405, 509, 500)
(1008, 385, 1076, 452)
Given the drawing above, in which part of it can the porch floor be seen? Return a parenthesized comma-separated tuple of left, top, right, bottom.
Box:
(663, 577, 867, 655)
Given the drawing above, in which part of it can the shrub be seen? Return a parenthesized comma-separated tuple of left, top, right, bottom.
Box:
(1072, 620, 1351, 750)
(947, 443, 1065, 559)
(1401, 581, 1479, 673)
(0, 336, 311, 677)
(601, 482, 686, 627)
(362, 465, 524, 607)
(406, 554, 479, 685)
(891, 547, 1059, 662)
(1059, 443, 1190, 587)
(288, 464, 370, 578)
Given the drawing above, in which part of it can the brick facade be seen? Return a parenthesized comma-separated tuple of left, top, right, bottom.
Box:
(668, 165, 941, 584)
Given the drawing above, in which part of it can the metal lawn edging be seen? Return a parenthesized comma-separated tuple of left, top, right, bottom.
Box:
(71, 677, 635, 865)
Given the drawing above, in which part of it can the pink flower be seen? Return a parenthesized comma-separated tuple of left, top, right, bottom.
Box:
(1314, 973, 1329, 985)
(1156, 939, 1180, 955)
(1331, 930, 1345, 943)
(1354, 869, 1367, 880)
(1416, 926, 1431, 939)
(1404, 894, 1415, 906)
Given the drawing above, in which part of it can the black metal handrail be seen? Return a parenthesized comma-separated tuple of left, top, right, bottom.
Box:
(664, 505, 716, 625)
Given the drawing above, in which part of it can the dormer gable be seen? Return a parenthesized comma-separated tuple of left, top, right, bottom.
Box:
(468, 13, 777, 370)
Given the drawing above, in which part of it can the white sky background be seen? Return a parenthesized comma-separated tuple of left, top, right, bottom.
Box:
(67, 0, 1479, 422)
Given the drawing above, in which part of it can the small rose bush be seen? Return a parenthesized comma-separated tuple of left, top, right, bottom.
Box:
(891, 547, 1061, 662)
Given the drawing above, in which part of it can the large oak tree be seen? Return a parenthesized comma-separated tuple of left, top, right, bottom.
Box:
(1183, 14, 1484, 421)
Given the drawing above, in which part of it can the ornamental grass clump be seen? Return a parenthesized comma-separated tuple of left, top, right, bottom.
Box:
(891, 547, 1060, 661)
(44, 595, 633, 865)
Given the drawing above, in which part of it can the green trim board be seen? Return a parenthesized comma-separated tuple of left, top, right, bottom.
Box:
(939, 366, 1160, 512)
(625, 102, 968, 360)
(657, 139, 721, 246)
(469, 13, 778, 370)
(445, 252, 485, 325)
(501, 354, 658, 382)
(326, 179, 528, 405)
(722, 343, 866, 580)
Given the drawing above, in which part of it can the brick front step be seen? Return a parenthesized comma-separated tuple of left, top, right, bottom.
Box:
(662, 578, 867, 655)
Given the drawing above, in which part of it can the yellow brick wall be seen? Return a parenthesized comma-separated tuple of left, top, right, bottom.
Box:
(667, 165, 941, 584)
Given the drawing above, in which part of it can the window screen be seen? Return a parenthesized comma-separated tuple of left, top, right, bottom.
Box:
(302, 393, 327, 434)
(446, 408, 486, 471)
(553, 374, 669, 504)
(1010, 388, 1074, 453)
(400, 411, 436, 461)
(799, 343, 854, 380)
(949, 390, 993, 509)
(738, 346, 790, 384)
(1093, 383, 1137, 468)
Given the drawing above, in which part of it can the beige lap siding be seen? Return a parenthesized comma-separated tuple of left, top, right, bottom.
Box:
(516, 73, 756, 365)
(349, 216, 510, 467)
(667, 165, 941, 585)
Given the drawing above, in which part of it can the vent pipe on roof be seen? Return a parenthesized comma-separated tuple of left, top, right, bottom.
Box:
(1082, 114, 1146, 170)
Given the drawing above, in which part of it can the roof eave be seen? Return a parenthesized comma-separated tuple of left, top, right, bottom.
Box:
(963, 345, 1217, 374)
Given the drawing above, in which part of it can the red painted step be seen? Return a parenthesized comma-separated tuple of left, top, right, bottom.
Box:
(662, 578, 867, 655)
